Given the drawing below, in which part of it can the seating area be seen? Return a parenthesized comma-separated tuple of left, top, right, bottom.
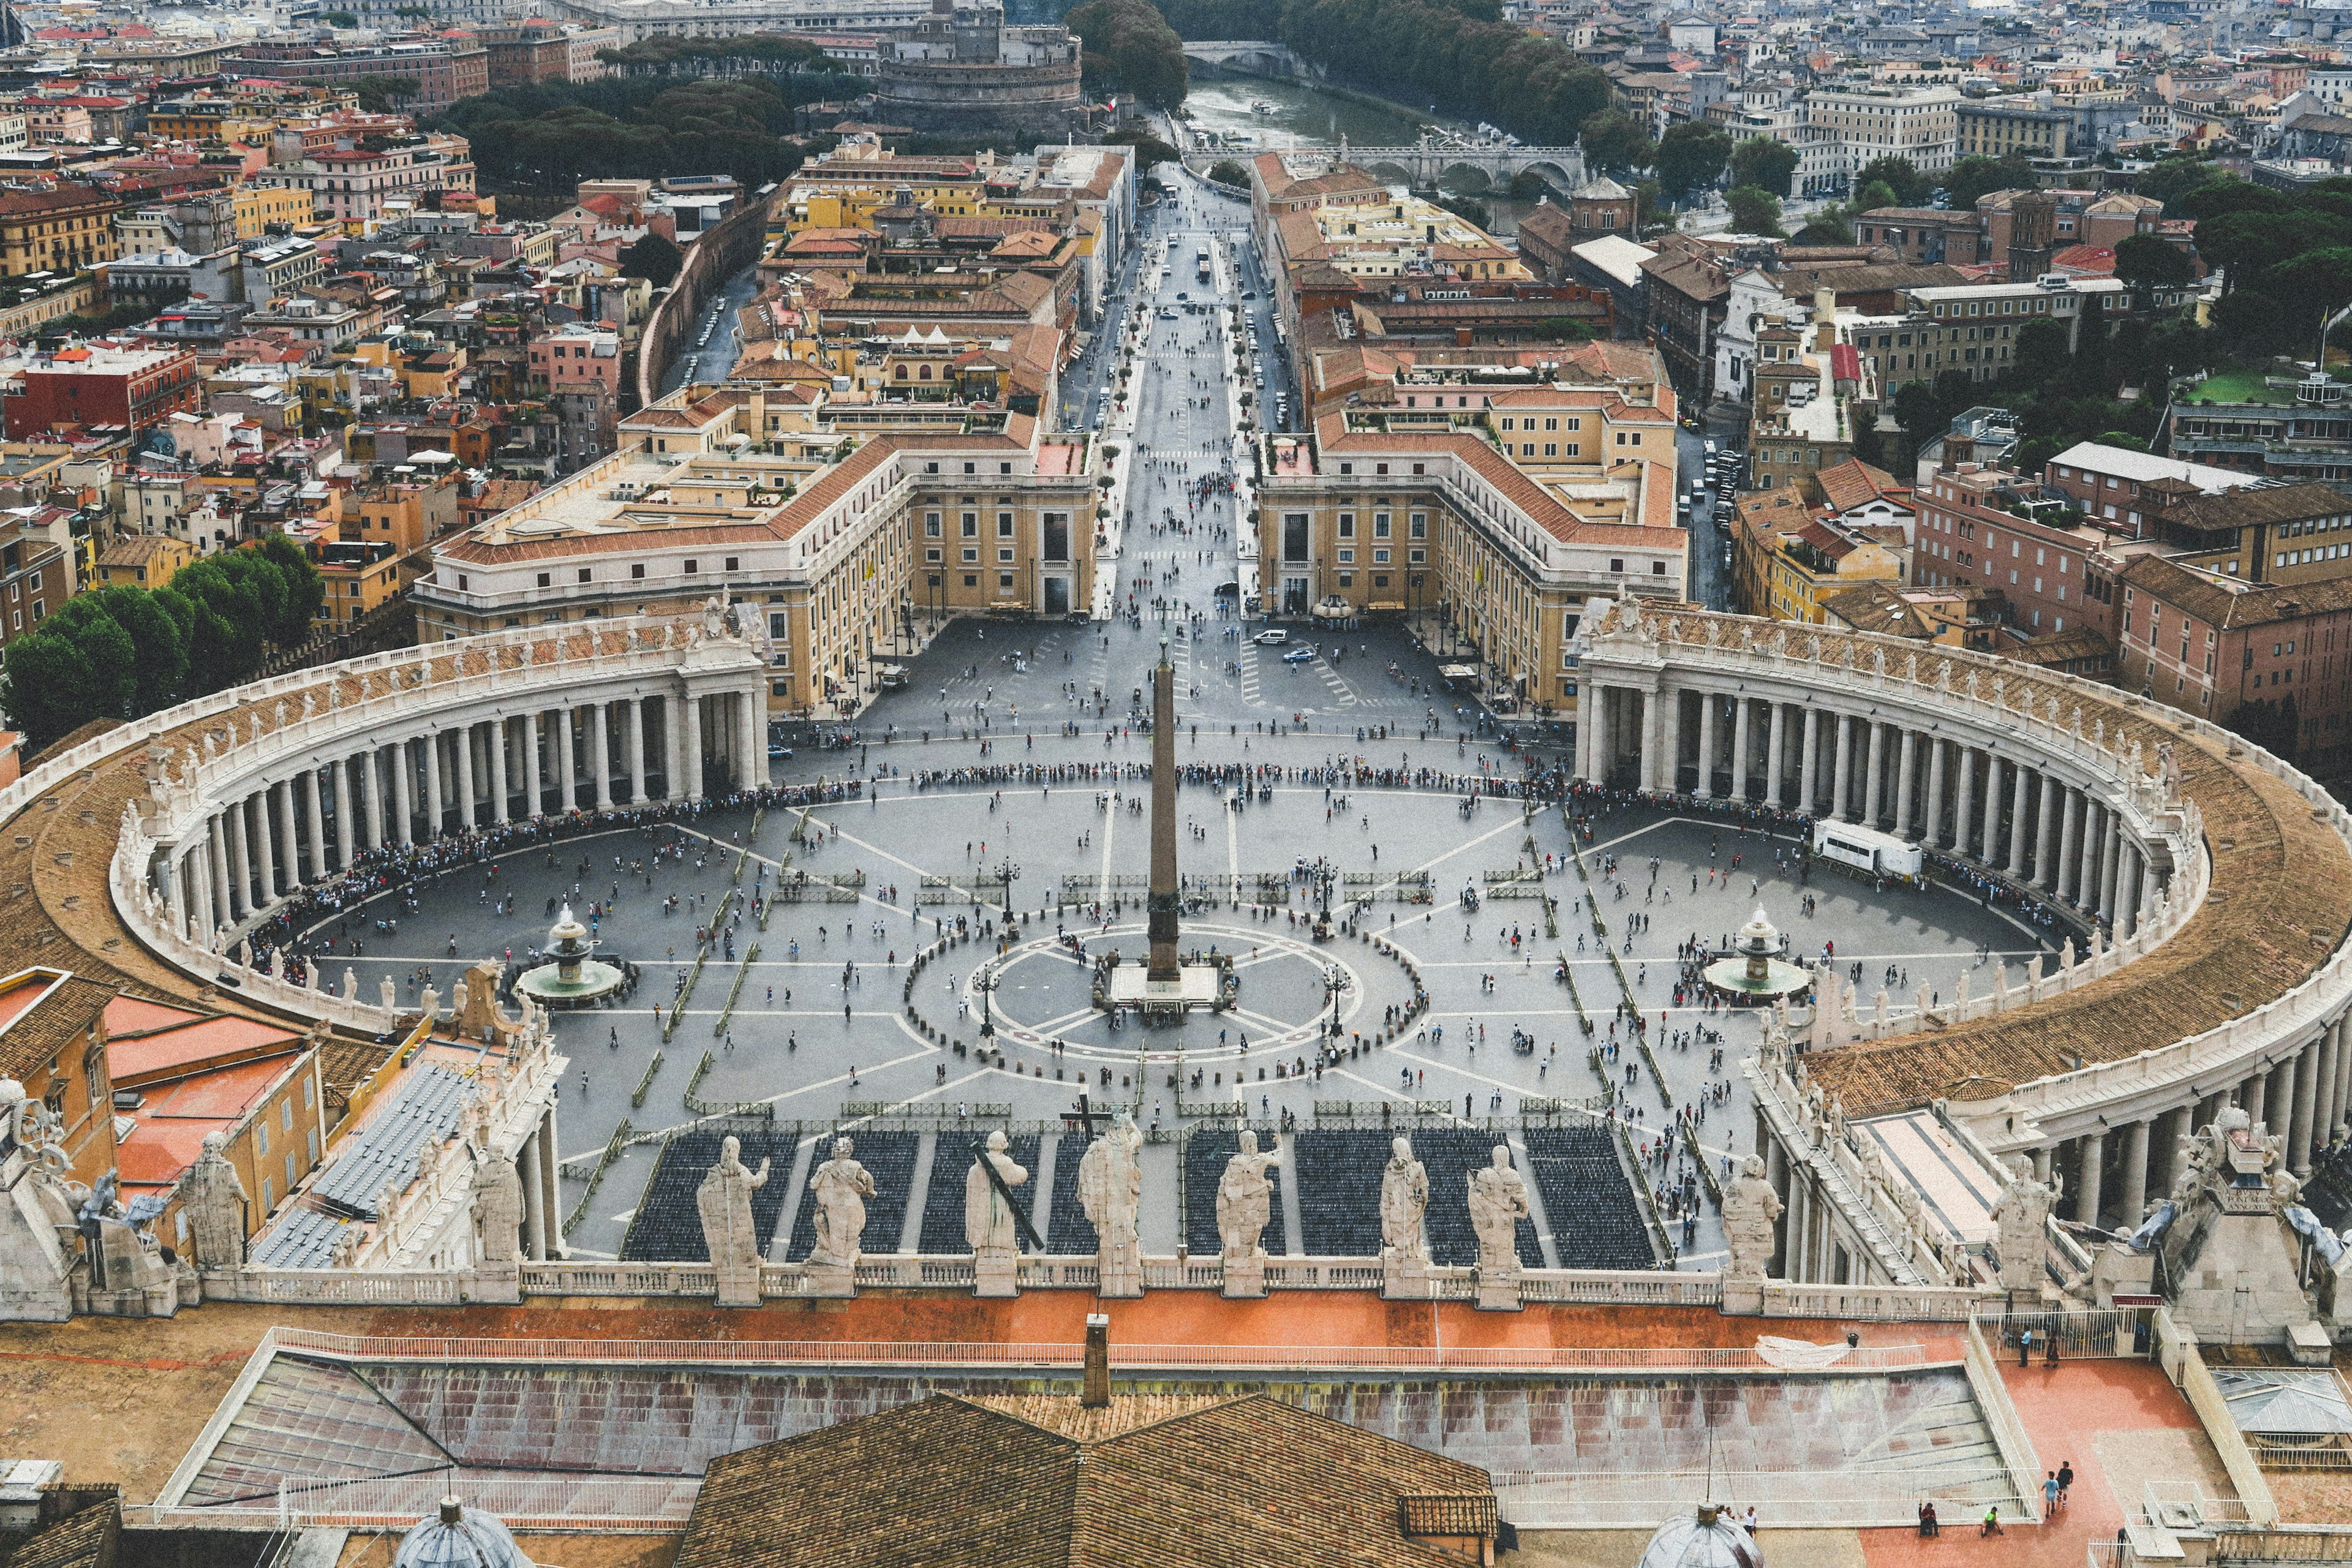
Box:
(782, 1131, 919, 1261)
(1044, 1133, 1096, 1255)
(620, 1125, 799, 1263)
(916, 1133, 1041, 1253)
(1182, 1129, 1285, 1257)
(1523, 1126, 1661, 1270)
(1290, 1130, 1389, 1256)
(1411, 1128, 1541, 1269)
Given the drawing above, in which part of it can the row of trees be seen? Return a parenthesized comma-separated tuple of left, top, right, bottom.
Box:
(1067, 0, 1191, 109)
(1, 538, 325, 753)
(428, 74, 856, 194)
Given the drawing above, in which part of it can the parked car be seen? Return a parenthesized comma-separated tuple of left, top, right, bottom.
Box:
(1253, 628, 1289, 645)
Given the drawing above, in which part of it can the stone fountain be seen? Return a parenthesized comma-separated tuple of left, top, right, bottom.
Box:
(514, 903, 624, 1008)
(1700, 907, 1812, 1006)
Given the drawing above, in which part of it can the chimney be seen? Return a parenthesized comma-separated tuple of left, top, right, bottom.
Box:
(1082, 1312, 1110, 1407)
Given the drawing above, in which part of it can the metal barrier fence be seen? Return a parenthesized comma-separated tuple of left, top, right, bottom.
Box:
(1493, 1469, 2030, 1531)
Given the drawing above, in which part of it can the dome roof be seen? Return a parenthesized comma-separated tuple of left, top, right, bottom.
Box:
(1635, 1508, 1762, 1568)
(394, 1499, 530, 1568)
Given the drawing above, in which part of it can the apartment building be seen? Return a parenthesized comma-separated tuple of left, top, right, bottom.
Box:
(1804, 84, 1962, 175)
(1913, 462, 2118, 642)
(0, 186, 120, 276)
(1955, 102, 2073, 160)
(1256, 401, 1684, 716)
(416, 388, 1102, 713)
(1, 344, 201, 439)
(2043, 442, 2246, 540)
(2117, 553, 2352, 760)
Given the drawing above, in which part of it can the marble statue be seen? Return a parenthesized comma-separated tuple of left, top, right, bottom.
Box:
(470, 1152, 525, 1267)
(1466, 1145, 1531, 1274)
(1988, 1155, 2056, 1297)
(1076, 1112, 1144, 1296)
(182, 1131, 249, 1270)
(380, 977, 398, 1012)
(1721, 1156, 1784, 1288)
(806, 1136, 873, 1271)
(1215, 1129, 1278, 1265)
(696, 1134, 771, 1305)
(965, 1129, 1030, 1256)
(1379, 1136, 1428, 1265)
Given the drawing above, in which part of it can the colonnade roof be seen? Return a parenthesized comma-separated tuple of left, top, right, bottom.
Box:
(1799, 671, 2352, 1116)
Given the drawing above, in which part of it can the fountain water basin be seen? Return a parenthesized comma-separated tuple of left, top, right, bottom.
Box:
(1700, 907, 1812, 1006)
(515, 903, 625, 1008)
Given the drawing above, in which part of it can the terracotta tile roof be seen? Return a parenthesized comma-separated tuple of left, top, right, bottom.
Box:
(2120, 553, 2352, 628)
(1815, 456, 1907, 514)
(6, 1498, 116, 1568)
(0, 972, 116, 1085)
(674, 1393, 1494, 1568)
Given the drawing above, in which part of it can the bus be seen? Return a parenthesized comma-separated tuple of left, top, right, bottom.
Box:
(1811, 821, 1924, 884)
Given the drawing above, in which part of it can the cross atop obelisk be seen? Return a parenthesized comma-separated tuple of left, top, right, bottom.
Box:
(1147, 629, 1180, 982)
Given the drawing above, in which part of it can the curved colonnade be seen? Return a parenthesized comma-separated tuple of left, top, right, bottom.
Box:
(0, 596, 2337, 1290)
(1578, 598, 2352, 1268)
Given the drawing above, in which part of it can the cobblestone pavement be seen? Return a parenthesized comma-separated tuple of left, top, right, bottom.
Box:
(289, 187, 2054, 1270)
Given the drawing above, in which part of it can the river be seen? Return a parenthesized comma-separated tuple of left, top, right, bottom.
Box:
(1178, 76, 1550, 232)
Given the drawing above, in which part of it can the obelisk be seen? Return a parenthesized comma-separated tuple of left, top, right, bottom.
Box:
(1147, 630, 1180, 982)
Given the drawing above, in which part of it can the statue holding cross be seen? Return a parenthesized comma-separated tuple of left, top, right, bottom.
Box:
(966, 1130, 1034, 1297)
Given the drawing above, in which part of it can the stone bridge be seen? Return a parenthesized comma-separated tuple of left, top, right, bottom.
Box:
(1339, 136, 1590, 194)
(1180, 39, 1321, 80)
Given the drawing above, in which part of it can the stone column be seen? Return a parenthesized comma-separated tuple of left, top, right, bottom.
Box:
(524, 712, 544, 817)
(2006, 763, 2030, 877)
(254, 788, 278, 906)
(521, 1126, 548, 1262)
(2099, 815, 2124, 921)
(2034, 773, 2060, 889)
(2057, 787, 2082, 902)
(454, 720, 478, 831)
(1831, 712, 1853, 822)
(2117, 844, 2143, 935)
(591, 702, 614, 811)
(537, 1106, 560, 1261)
(1797, 707, 1820, 815)
(274, 780, 298, 893)
(2076, 802, 2103, 910)
(490, 718, 511, 825)
(1863, 720, 1886, 827)
(207, 812, 234, 932)
(225, 795, 252, 918)
(557, 706, 578, 813)
(303, 769, 326, 886)
(2292, 1041, 2321, 1175)
(1695, 691, 1717, 799)
(628, 698, 649, 805)
(1953, 747, 1976, 859)
(332, 758, 353, 873)
(360, 749, 383, 852)
(422, 729, 445, 839)
(1924, 737, 1946, 848)
(1894, 729, 1917, 839)
(682, 692, 705, 801)
(1980, 755, 2003, 869)
(394, 739, 416, 847)
(2032, 1146, 2051, 1183)
(742, 690, 764, 788)
(2247, 1068, 2269, 1129)
(2119, 1118, 2151, 1231)
(2075, 1131, 2105, 1227)
(2329, 1016, 2352, 1140)
(1730, 696, 1752, 802)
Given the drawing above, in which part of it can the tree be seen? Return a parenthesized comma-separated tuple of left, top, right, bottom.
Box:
(2138, 156, 2236, 216)
(2114, 232, 2196, 308)
(1507, 170, 1548, 200)
(1792, 197, 1861, 246)
(1578, 110, 1654, 176)
(1534, 316, 1595, 341)
(84, 585, 187, 715)
(1727, 136, 1796, 198)
(619, 232, 685, 290)
(1066, 0, 1188, 108)
(258, 533, 325, 646)
(1656, 122, 1732, 199)
(1102, 129, 1179, 171)
(1207, 158, 1248, 187)
(1853, 156, 1926, 207)
(1724, 185, 1782, 237)
(2013, 316, 2071, 388)
(1437, 194, 1493, 229)
(1941, 153, 2035, 211)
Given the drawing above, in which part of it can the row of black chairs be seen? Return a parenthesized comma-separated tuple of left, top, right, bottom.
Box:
(782, 1132, 921, 1261)
(916, 1134, 1043, 1253)
(1291, 1129, 1387, 1256)
(1523, 1126, 1661, 1270)
(619, 1126, 799, 1262)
